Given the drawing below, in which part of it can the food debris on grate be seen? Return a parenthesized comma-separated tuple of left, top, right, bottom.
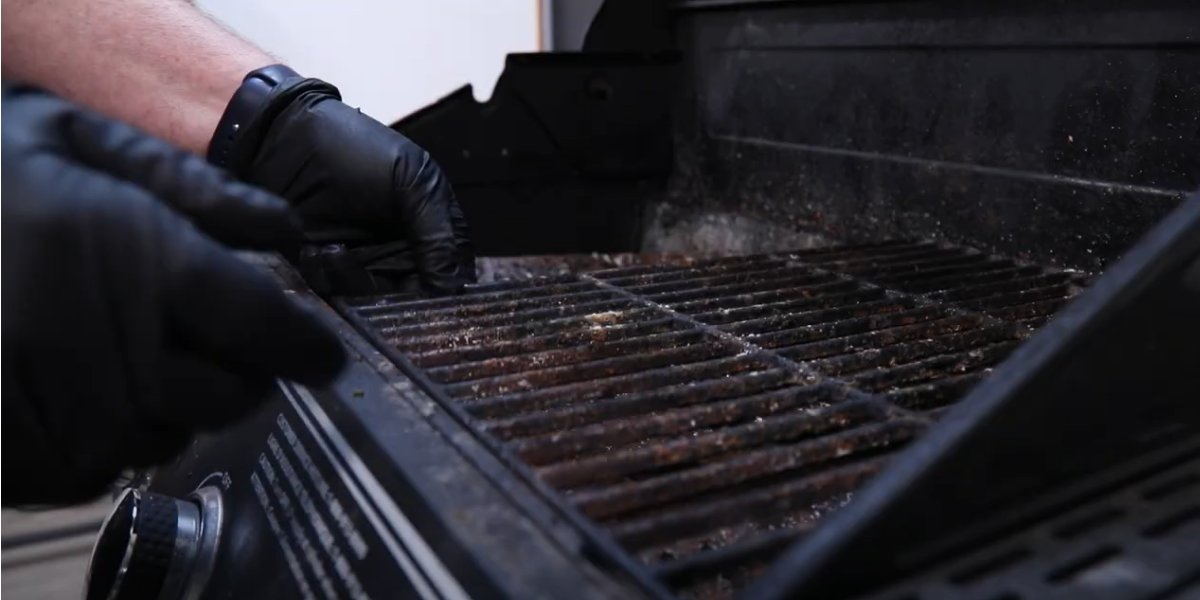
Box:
(340, 240, 1090, 600)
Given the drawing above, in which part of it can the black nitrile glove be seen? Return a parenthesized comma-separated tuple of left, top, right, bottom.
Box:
(1, 85, 348, 507)
(223, 75, 475, 295)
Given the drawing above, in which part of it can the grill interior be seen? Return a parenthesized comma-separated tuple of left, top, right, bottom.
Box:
(340, 240, 1091, 600)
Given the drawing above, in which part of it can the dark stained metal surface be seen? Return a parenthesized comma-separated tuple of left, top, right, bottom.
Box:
(341, 240, 1089, 600)
(475, 254, 717, 282)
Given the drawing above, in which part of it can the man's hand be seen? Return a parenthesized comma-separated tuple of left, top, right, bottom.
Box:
(3, 0, 475, 295)
(225, 76, 476, 295)
(1, 86, 347, 507)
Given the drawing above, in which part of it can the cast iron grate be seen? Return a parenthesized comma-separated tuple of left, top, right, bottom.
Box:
(340, 240, 1091, 600)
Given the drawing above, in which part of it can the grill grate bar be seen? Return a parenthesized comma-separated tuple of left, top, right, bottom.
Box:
(538, 400, 890, 490)
(953, 283, 1077, 312)
(719, 298, 915, 336)
(443, 339, 741, 399)
(692, 287, 888, 326)
(928, 272, 1076, 302)
(481, 369, 802, 440)
(835, 252, 992, 279)
(778, 314, 989, 362)
(867, 259, 1018, 287)
(986, 297, 1073, 321)
(796, 245, 963, 269)
(362, 289, 622, 326)
(353, 276, 587, 312)
(619, 458, 888, 553)
(425, 329, 708, 382)
(812, 325, 1026, 377)
(645, 272, 839, 305)
(463, 355, 776, 420)
(785, 240, 937, 262)
(618, 263, 804, 295)
(886, 371, 997, 411)
(569, 419, 925, 521)
(457, 275, 584, 294)
(408, 318, 681, 368)
(895, 265, 1047, 294)
(750, 305, 954, 349)
(1018, 315, 1056, 329)
(379, 297, 640, 337)
(669, 279, 864, 314)
(510, 384, 852, 467)
(387, 307, 666, 354)
(850, 340, 1021, 392)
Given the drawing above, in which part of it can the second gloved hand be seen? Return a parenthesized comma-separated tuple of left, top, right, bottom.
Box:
(222, 75, 475, 295)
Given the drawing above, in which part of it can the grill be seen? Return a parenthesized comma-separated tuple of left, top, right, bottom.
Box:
(340, 240, 1090, 599)
(111, 3, 1197, 600)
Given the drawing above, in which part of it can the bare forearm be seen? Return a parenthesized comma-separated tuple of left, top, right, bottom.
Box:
(2, 0, 274, 155)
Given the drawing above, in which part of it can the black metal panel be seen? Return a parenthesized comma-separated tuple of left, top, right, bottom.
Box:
(749, 191, 1200, 599)
(668, 0, 1200, 270)
(392, 52, 679, 256)
(855, 443, 1200, 600)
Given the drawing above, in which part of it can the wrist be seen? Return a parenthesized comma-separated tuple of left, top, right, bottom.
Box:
(207, 65, 342, 186)
(206, 64, 304, 169)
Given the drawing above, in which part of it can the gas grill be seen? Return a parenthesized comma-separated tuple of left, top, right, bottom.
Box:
(83, 2, 1200, 600)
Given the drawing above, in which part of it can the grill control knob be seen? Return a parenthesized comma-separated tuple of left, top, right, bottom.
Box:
(85, 487, 223, 600)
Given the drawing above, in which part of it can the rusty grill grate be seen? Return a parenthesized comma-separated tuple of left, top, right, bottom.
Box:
(340, 240, 1091, 600)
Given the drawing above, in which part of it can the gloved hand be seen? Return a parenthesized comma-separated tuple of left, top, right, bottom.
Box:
(223, 75, 475, 295)
(1, 85, 348, 507)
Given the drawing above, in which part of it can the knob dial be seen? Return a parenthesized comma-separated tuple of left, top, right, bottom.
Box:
(86, 487, 222, 600)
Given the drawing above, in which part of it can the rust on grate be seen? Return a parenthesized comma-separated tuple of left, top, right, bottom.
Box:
(340, 240, 1087, 600)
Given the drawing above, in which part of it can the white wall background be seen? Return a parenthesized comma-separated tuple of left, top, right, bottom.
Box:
(196, 0, 542, 125)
